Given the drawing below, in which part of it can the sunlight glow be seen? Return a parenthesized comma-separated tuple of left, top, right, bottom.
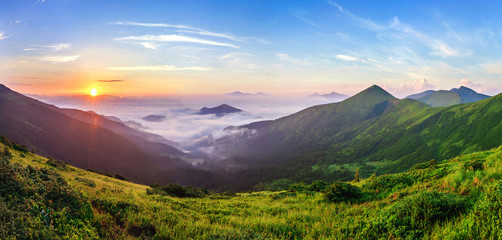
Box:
(90, 88, 97, 96)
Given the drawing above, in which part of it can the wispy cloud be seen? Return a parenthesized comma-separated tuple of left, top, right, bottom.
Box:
(276, 53, 312, 66)
(336, 54, 393, 72)
(39, 55, 80, 63)
(114, 21, 243, 42)
(116, 35, 239, 48)
(390, 17, 460, 58)
(327, 0, 384, 31)
(24, 43, 72, 51)
(108, 65, 212, 71)
(98, 80, 124, 83)
(0, 32, 9, 40)
(292, 9, 319, 27)
(137, 42, 159, 50)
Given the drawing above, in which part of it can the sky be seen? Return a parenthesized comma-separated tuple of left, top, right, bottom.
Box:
(1, 0, 502, 97)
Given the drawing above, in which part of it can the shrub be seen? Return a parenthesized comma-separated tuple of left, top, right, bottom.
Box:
(113, 174, 128, 181)
(46, 157, 67, 171)
(75, 177, 97, 188)
(324, 182, 362, 203)
(378, 191, 468, 239)
(147, 184, 208, 198)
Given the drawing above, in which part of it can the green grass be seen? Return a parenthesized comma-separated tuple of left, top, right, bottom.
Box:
(3, 138, 502, 239)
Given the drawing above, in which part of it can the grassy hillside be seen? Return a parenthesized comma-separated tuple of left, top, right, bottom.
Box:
(3, 137, 502, 239)
(210, 85, 502, 189)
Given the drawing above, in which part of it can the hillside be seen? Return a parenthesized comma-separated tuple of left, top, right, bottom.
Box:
(0, 84, 189, 184)
(407, 86, 490, 107)
(207, 85, 502, 189)
(2, 136, 502, 239)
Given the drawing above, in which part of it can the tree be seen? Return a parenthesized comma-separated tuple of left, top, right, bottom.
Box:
(353, 169, 360, 182)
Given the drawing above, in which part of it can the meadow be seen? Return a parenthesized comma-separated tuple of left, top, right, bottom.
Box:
(2, 137, 502, 239)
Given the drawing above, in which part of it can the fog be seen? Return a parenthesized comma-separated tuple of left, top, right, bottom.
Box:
(31, 94, 344, 154)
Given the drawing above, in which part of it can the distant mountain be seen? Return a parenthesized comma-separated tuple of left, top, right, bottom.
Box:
(225, 91, 269, 97)
(197, 104, 243, 117)
(406, 86, 490, 107)
(142, 115, 166, 122)
(308, 92, 349, 101)
(0, 83, 190, 183)
(207, 84, 502, 189)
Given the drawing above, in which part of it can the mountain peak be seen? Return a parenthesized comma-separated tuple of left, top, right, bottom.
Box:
(451, 86, 476, 94)
(342, 85, 395, 106)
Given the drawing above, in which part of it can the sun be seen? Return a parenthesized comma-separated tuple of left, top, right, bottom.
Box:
(90, 88, 98, 96)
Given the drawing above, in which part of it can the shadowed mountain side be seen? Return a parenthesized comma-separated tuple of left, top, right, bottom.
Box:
(0, 84, 190, 183)
(205, 85, 502, 189)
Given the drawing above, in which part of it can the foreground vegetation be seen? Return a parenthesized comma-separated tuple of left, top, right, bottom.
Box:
(2, 136, 502, 239)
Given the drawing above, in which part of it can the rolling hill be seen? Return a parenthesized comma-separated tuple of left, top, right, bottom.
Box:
(406, 86, 490, 107)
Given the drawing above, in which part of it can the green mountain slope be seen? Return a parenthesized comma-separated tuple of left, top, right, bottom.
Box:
(210, 85, 502, 188)
(2, 135, 502, 239)
(407, 86, 490, 107)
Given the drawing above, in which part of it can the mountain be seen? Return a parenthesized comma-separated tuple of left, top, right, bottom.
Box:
(0, 83, 190, 183)
(142, 114, 166, 122)
(406, 86, 490, 107)
(225, 91, 269, 97)
(197, 104, 243, 117)
(207, 84, 502, 189)
(308, 92, 349, 101)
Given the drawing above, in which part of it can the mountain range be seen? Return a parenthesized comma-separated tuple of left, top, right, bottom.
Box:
(406, 86, 490, 107)
(2, 83, 501, 190)
(207, 85, 502, 189)
(225, 91, 269, 97)
(308, 92, 349, 101)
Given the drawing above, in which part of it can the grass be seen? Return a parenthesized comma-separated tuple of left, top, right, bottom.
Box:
(3, 138, 502, 239)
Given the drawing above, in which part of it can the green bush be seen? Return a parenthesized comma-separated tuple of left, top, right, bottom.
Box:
(147, 183, 208, 198)
(75, 177, 97, 187)
(324, 182, 362, 203)
(376, 191, 468, 239)
(0, 156, 98, 239)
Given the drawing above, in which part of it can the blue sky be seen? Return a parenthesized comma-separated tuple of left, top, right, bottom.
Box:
(1, 0, 501, 96)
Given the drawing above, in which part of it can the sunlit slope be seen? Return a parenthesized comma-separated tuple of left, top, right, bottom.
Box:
(3, 138, 502, 239)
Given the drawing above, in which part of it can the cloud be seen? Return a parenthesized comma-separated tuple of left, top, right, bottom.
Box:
(275, 53, 312, 66)
(460, 79, 490, 93)
(0, 32, 9, 40)
(336, 54, 361, 62)
(24, 43, 71, 51)
(138, 42, 159, 49)
(108, 65, 212, 71)
(114, 21, 243, 42)
(98, 80, 124, 83)
(291, 9, 319, 27)
(39, 55, 81, 63)
(336, 54, 393, 72)
(116, 35, 239, 48)
(327, 1, 384, 31)
(391, 17, 460, 58)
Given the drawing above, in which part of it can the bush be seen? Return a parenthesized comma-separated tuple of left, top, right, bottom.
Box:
(46, 157, 67, 171)
(75, 177, 97, 188)
(378, 191, 468, 239)
(147, 184, 208, 198)
(324, 182, 362, 203)
(113, 174, 128, 181)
